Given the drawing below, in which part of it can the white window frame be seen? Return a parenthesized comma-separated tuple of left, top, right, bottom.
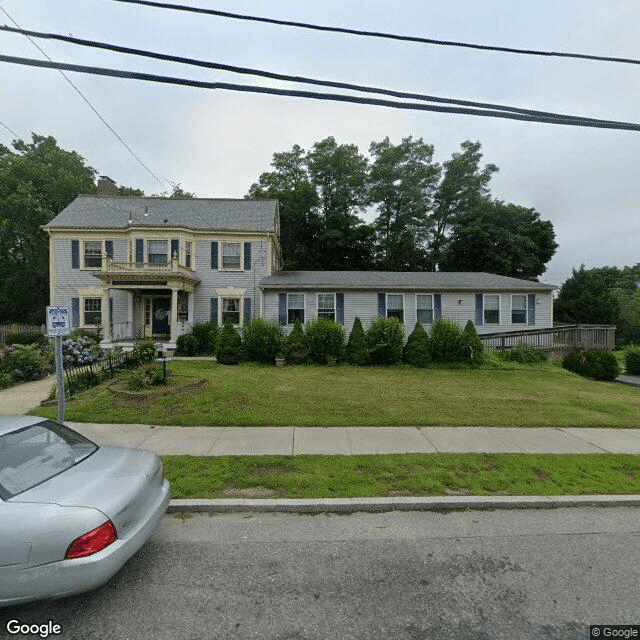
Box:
(221, 242, 242, 270)
(511, 294, 527, 324)
(317, 293, 335, 321)
(416, 294, 434, 325)
(83, 241, 103, 269)
(148, 239, 168, 264)
(82, 297, 102, 326)
(287, 293, 305, 325)
(220, 297, 241, 326)
(386, 294, 404, 323)
(484, 294, 501, 325)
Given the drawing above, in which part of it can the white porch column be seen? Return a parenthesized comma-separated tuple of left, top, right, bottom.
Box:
(102, 287, 111, 342)
(170, 287, 178, 344)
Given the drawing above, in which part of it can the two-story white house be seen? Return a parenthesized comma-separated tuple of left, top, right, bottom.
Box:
(44, 179, 555, 351)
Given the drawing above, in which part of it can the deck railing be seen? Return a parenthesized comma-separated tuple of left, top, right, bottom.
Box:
(480, 324, 616, 353)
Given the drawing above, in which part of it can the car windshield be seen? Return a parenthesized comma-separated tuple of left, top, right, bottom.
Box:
(0, 421, 97, 499)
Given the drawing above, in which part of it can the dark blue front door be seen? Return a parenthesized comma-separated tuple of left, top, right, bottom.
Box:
(152, 297, 171, 335)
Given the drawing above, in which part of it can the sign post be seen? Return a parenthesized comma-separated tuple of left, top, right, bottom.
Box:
(46, 306, 70, 423)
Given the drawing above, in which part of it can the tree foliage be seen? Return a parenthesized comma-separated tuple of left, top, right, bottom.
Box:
(0, 134, 97, 322)
(555, 263, 640, 345)
(247, 137, 555, 278)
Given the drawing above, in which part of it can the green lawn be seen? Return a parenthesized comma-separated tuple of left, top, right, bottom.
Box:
(30, 359, 640, 427)
(163, 453, 640, 499)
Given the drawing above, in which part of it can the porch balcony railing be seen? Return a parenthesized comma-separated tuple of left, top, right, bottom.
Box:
(480, 324, 616, 353)
(110, 321, 135, 341)
(101, 256, 195, 279)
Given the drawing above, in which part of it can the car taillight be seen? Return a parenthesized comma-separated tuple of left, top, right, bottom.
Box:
(65, 520, 118, 559)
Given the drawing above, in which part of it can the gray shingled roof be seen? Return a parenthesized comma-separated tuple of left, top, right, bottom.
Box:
(260, 271, 555, 291)
(45, 195, 279, 232)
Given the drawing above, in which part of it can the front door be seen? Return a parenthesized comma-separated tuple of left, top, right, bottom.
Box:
(152, 297, 171, 336)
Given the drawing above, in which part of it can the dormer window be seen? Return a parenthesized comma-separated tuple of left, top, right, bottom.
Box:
(148, 240, 168, 264)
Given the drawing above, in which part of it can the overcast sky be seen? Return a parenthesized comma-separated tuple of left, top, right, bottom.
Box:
(1, 0, 639, 286)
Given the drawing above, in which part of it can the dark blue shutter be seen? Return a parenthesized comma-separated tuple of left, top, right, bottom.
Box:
(377, 293, 386, 317)
(434, 294, 442, 320)
(135, 238, 144, 263)
(105, 240, 113, 260)
(278, 293, 287, 325)
(71, 240, 79, 269)
(475, 294, 484, 326)
(336, 293, 344, 324)
(171, 238, 179, 259)
(243, 242, 251, 270)
(211, 242, 218, 269)
(109, 297, 113, 323)
(210, 298, 218, 324)
(244, 297, 252, 324)
(71, 298, 80, 328)
(528, 294, 536, 325)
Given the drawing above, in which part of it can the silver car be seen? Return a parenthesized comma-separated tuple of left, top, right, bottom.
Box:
(0, 415, 170, 606)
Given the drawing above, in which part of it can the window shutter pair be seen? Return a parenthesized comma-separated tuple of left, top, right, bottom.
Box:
(210, 241, 251, 269)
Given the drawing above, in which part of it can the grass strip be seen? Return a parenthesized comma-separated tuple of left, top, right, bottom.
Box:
(30, 360, 640, 428)
(162, 453, 640, 499)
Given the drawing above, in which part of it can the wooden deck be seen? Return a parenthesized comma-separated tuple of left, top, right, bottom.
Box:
(480, 324, 616, 353)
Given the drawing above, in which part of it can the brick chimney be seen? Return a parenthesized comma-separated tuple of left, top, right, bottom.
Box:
(97, 176, 118, 195)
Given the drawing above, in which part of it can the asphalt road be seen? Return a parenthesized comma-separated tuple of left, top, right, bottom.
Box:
(2, 507, 640, 640)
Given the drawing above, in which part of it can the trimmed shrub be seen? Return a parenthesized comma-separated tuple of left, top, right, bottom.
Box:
(67, 369, 102, 397)
(429, 318, 463, 363)
(71, 327, 102, 343)
(460, 320, 485, 366)
(0, 344, 45, 381)
(403, 323, 431, 367)
(563, 349, 620, 381)
(216, 319, 242, 365)
(500, 341, 548, 364)
(624, 345, 640, 375)
(285, 319, 306, 364)
(304, 317, 345, 364)
(191, 321, 218, 355)
(241, 318, 286, 364)
(5, 331, 47, 346)
(366, 317, 404, 365)
(175, 332, 197, 357)
(345, 316, 369, 365)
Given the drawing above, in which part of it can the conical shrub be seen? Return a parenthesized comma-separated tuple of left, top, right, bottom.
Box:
(215, 319, 242, 365)
(403, 322, 431, 367)
(460, 320, 485, 366)
(345, 316, 369, 365)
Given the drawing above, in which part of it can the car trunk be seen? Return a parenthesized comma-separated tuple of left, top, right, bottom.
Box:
(10, 446, 165, 538)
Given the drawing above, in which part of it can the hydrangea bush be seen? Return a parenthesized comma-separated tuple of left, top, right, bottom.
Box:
(62, 336, 104, 367)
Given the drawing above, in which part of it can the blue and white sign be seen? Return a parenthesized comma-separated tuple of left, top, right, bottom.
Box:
(46, 306, 71, 336)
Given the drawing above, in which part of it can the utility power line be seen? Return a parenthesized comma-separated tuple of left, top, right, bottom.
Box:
(2, 54, 639, 131)
(0, 25, 620, 125)
(0, 119, 19, 138)
(114, 0, 640, 66)
(0, 4, 167, 188)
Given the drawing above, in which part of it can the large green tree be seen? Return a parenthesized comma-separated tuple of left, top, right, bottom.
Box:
(305, 137, 374, 270)
(368, 136, 440, 270)
(555, 264, 640, 344)
(428, 140, 498, 270)
(0, 134, 97, 323)
(439, 198, 558, 279)
(247, 145, 322, 270)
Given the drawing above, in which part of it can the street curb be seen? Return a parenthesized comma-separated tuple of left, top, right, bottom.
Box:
(168, 494, 640, 514)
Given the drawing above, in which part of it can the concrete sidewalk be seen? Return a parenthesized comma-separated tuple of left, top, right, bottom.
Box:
(65, 422, 640, 456)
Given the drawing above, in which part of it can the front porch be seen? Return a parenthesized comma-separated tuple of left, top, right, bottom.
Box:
(93, 257, 201, 351)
